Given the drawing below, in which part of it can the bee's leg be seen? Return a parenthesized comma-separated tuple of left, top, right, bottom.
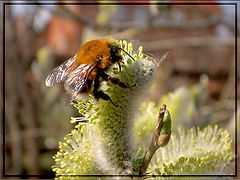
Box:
(93, 90, 118, 107)
(101, 72, 136, 88)
(93, 74, 118, 106)
(93, 73, 101, 94)
(117, 61, 121, 72)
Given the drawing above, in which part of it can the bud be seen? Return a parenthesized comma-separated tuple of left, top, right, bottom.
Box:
(157, 110, 171, 147)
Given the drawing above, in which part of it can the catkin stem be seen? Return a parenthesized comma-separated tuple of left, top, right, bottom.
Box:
(139, 105, 167, 175)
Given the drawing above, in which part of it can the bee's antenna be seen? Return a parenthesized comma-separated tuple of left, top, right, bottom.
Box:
(118, 47, 135, 61)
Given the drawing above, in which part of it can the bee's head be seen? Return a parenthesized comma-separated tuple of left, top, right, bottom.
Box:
(111, 43, 135, 62)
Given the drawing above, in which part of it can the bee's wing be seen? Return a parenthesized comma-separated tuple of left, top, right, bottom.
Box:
(64, 61, 97, 99)
(45, 55, 76, 86)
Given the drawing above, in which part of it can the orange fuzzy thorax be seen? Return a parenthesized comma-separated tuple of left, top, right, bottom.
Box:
(67, 39, 115, 80)
(59, 38, 117, 82)
(76, 39, 113, 66)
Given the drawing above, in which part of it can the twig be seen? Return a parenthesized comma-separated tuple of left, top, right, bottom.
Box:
(57, 6, 99, 29)
(142, 36, 235, 51)
(4, 9, 23, 174)
(152, 15, 221, 29)
(139, 104, 171, 175)
(5, 74, 23, 174)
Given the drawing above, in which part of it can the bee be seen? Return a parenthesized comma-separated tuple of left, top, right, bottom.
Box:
(45, 38, 135, 106)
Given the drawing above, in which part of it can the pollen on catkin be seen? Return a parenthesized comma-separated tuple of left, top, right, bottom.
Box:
(149, 125, 234, 175)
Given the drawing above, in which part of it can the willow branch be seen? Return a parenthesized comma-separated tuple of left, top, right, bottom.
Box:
(139, 104, 171, 175)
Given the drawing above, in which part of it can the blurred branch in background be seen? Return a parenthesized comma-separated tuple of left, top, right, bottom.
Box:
(142, 36, 235, 50)
(50, 5, 233, 32)
(4, 4, 77, 175)
(5, 7, 40, 174)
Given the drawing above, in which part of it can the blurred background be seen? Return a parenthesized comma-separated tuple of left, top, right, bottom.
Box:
(1, 1, 239, 176)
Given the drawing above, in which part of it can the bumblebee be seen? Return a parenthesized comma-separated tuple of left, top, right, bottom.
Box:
(45, 39, 134, 106)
